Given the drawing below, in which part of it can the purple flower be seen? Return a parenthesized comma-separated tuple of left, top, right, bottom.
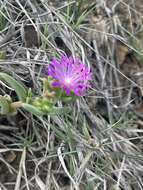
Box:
(46, 55, 92, 96)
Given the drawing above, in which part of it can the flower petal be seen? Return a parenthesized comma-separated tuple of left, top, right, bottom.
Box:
(52, 81, 61, 87)
(46, 54, 92, 96)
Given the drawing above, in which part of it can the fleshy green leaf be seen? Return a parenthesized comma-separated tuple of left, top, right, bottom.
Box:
(0, 96, 10, 115)
(0, 72, 27, 101)
(22, 103, 44, 117)
(49, 107, 70, 115)
(0, 51, 6, 60)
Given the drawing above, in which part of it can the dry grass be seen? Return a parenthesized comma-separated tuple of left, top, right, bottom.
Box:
(0, 0, 143, 190)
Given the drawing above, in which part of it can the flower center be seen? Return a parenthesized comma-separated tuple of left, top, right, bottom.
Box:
(64, 78, 72, 85)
